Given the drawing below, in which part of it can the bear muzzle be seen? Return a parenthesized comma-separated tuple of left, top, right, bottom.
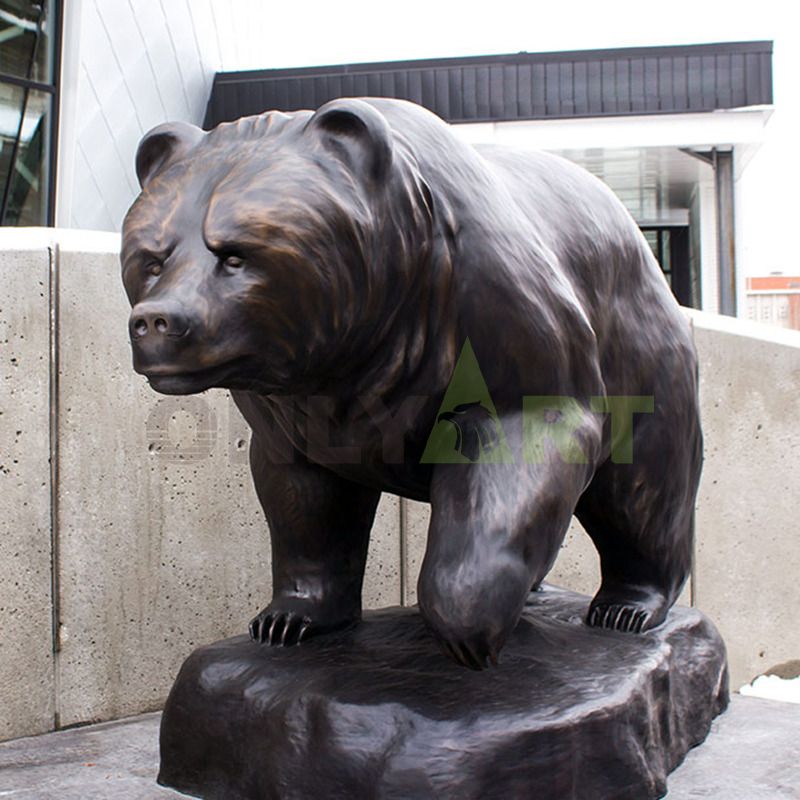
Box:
(128, 299, 258, 395)
(129, 299, 200, 390)
(129, 299, 192, 343)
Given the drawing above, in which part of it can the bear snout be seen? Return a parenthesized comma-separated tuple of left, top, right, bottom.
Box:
(129, 299, 192, 342)
(128, 299, 199, 378)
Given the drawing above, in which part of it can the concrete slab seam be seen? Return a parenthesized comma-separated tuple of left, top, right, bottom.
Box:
(48, 243, 62, 730)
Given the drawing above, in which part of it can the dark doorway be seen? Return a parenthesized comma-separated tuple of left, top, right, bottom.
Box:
(641, 226, 698, 309)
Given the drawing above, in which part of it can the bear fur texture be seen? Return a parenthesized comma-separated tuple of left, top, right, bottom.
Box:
(122, 98, 702, 670)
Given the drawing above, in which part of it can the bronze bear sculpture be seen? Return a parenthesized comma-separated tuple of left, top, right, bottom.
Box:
(122, 97, 702, 671)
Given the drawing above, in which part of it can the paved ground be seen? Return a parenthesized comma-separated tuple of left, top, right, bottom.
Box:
(0, 713, 180, 800)
(0, 695, 797, 799)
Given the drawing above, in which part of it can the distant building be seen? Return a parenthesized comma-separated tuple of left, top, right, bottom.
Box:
(746, 276, 800, 330)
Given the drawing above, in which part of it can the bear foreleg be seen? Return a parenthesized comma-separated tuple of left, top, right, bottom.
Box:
(247, 436, 381, 646)
(418, 413, 602, 669)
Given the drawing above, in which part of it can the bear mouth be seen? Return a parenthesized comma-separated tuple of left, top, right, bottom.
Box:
(139, 356, 257, 395)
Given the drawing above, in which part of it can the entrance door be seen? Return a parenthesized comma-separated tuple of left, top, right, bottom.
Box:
(641, 226, 697, 309)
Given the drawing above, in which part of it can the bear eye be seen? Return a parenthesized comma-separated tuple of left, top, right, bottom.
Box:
(221, 254, 244, 272)
(146, 262, 162, 277)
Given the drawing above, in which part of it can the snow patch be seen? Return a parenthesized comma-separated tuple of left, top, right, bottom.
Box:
(739, 674, 800, 705)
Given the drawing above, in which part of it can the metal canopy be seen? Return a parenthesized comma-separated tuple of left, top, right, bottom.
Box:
(205, 40, 773, 129)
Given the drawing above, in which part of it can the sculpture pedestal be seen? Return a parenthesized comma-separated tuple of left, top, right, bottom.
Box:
(159, 585, 728, 800)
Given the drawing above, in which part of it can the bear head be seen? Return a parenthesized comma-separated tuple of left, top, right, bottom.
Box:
(121, 99, 433, 396)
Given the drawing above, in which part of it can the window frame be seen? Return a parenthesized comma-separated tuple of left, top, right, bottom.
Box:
(0, 0, 62, 226)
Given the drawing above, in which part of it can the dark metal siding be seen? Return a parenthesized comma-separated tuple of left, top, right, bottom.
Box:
(204, 41, 773, 129)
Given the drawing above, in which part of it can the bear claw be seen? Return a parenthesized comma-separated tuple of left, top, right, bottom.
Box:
(249, 611, 313, 646)
(438, 637, 499, 671)
(587, 603, 651, 633)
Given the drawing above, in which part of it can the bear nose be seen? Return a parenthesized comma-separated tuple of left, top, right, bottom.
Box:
(129, 301, 191, 340)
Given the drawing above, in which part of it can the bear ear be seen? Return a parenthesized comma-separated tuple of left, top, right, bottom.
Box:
(305, 98, 393, 183)
(135, 122, 205, 188)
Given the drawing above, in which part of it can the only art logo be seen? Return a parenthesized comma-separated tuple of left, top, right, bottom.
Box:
(421, 339, 513, 464)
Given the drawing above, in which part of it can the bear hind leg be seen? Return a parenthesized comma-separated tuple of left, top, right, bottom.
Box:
(576, 417, 701, 634)
(585, 580, 675, 633)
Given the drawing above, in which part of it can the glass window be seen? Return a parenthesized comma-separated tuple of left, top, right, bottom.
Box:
(0, 1, 53, 84)
(0, 0, 58, 226)
(0, 83, 50, 224)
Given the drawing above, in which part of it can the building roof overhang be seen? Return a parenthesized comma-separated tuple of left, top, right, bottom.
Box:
(204, 40, 774, 129)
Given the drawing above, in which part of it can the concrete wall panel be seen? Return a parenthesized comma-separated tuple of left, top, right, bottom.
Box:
(547, 519, 602, 597)
(0, 247, 55, 741)
(54, 245, 402, 727)
(55, 247, 269, 727)
(364, 494, 402, 608)
(400, 499, 428, 606)
(691, 311, 800, 688)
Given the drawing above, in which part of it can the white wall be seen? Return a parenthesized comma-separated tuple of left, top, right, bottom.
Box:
(696, 182, 720, 313)
(57, 0, 222, 230)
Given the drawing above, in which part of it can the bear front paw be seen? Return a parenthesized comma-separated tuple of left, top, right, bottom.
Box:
(436, 631, 501, 671)
(587, 585, 670, 633)
(248, 596, 360, 646)
(249, 608, 313, 646)
(418, 563, 529, 670)
(419, 598, 509, 670)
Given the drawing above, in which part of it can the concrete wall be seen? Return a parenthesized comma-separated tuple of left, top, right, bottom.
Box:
(0, 245, 54, 741)
(0, 229, 402, 740)
(54, 244, 267, 728)
(1, 231, 798, 741)
(689, 310, 800, 691)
